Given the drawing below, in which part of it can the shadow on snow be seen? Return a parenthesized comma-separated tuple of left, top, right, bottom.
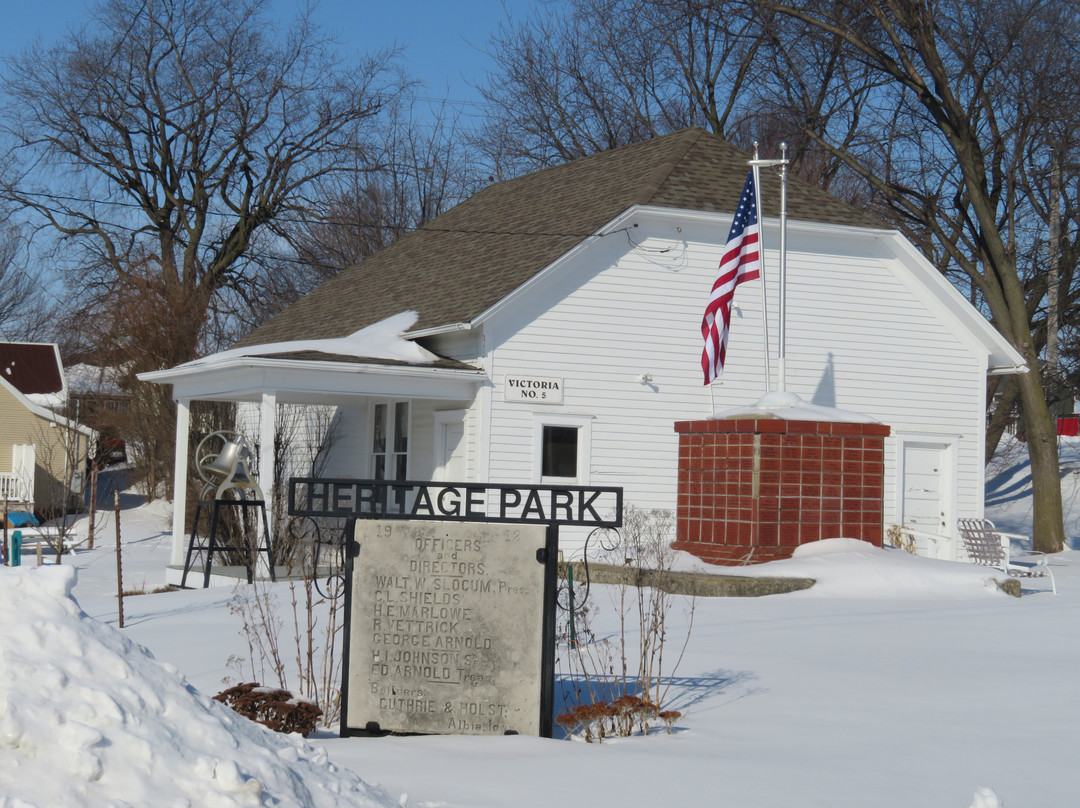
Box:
(551, 669, 759, 738)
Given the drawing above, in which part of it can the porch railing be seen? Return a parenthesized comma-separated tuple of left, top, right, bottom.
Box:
(0, 472, 31, 506)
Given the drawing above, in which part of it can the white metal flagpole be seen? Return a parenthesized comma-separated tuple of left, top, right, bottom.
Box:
(778, 143, 789, 392)
(748, 143, 791, 394)
(751, 142, 772, 394)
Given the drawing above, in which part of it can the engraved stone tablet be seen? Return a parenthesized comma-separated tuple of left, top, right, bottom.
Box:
(346, 520, 547, 736)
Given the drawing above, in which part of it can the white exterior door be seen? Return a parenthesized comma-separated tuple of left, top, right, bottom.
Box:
(433, 411, 467, 482)
(11, 443, 35, 505)
(899, 439, 955, 559)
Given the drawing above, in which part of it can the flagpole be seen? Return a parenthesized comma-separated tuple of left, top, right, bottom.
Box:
(751, 142, 772, 394)
(778, 143, 789, 392)
(748, 144, 791, 394)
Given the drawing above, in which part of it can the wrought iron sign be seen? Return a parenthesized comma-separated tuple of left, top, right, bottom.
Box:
(288, 478, 622, 527)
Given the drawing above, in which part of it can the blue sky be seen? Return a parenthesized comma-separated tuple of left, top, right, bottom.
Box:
(0, 0, 549, 106)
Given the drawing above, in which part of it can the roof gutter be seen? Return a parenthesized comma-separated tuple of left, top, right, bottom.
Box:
(138, 355, 486, 385)
(988, 364, 1030, 376)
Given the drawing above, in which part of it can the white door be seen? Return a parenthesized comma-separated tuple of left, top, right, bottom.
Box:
(11, 443, 35, 505)
(433, 411, 467, 482)
(900, 441, 953, 558)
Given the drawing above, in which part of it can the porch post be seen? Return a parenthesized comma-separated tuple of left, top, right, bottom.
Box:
(259, 391, 277, 548)
(171, 397, 191, 566)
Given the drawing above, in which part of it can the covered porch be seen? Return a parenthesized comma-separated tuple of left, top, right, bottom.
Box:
(140, 352, 486, 583)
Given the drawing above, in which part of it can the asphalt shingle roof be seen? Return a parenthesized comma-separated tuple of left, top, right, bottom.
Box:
(0, 343, 64, 395)
(237, 128, 882, 348)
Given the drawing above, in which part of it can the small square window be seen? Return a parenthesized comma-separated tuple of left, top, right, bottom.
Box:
(541, 426, 578, 478)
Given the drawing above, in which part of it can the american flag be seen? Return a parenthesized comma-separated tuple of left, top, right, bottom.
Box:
(701, 171, 761, 384)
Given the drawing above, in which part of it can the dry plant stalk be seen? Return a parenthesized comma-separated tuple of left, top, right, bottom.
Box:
(227, 580, 286, 688)
(285, 558, 344, 725)
(620, 506, 695, 713)
(558, 600, 621, 708)
(886, 524, 917, 554)
(226, 538, 344, 727)
(557, 506, 694, 741)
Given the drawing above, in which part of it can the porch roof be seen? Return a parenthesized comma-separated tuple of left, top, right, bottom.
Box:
(139, 352, 485, 404)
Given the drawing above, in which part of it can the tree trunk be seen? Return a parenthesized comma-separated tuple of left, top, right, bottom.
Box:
(1016, 359, 1065, 553)
(985, 375, 1021, 461)
(1046, 152, 1062, 371)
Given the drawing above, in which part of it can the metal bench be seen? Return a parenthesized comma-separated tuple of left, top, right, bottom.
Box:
(956, 518, 1056, 594)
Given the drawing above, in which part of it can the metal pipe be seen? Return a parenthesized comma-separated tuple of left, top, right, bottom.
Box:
(752, 142, 772, 393)
(115, 490, 124, 629)
(567, 562, 576, 645)
(778, 143, 789, 392)
(748, 146, 791, 393)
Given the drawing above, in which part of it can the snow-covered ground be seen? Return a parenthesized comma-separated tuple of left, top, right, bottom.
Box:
(0, 564, 398, 808)
(3, 440, 1079, 807)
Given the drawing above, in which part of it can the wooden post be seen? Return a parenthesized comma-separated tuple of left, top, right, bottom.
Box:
(87, 463, 99, 551)
(115, 490, 124, 629)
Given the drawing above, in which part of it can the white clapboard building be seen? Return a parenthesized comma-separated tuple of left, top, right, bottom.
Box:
(143, 128, 1024, 575)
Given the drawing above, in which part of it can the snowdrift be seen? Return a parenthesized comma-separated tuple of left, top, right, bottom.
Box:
(0, 566, 397, 808)
(707, 538, 1015, 599)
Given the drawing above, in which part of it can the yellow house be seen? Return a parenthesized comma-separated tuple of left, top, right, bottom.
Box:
(0, 343, 95, 517)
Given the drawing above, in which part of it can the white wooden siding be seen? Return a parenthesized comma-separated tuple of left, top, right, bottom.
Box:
(480, 213, 989, 553)
(235, 402, 342, 482)
(408, 400, 437, 479)
(320, 402, 369, 478)
(313, 397, 481, 483)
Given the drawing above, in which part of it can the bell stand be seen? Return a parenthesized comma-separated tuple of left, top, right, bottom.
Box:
(181, 485, 277, 589)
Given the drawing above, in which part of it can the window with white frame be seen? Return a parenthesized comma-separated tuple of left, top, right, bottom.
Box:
(372, 401, 410, 499)
(534, 415, 592, 484)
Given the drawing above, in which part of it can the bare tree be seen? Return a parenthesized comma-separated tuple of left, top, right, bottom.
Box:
(0, 0, 404, 370)
(477, 0, 877, 200)
(25, 401, 92, 562)
(478, 0, 773, 173)
(0, 226, 57, 342)
(764, 0, 1080, 552)
(233, 99, 482, 334)
(54, 253, 204, 498)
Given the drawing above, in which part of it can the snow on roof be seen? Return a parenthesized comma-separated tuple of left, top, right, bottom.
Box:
(708, 391, 881, 423)
(0, 566, 399, 807)
(66, 363, 126, 395)
(179, 311, 438, 369)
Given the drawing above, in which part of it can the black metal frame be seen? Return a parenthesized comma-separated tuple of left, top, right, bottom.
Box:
(181, 495, 276, 589)
(282, 514, 349, 600)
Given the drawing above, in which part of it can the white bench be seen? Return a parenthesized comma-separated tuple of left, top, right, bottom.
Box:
(956, 518, 1057, 595)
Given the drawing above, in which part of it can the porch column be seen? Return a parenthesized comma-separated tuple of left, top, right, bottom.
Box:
(259, 391, 277, 548)
(171, 397, 191, 566)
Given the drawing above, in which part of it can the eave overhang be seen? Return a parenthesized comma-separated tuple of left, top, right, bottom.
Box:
(139, 355, 487, 404)
(0, 374, 96, 439)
